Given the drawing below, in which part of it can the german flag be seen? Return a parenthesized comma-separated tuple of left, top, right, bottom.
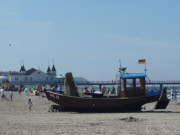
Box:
(138, 59, 145, 64)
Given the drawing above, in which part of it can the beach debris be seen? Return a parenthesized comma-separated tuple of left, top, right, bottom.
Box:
(88, 122, 103, 126)
(119, 116, 143, 122)
(48, 105, 62, 112)
(64, 72, 79, 97)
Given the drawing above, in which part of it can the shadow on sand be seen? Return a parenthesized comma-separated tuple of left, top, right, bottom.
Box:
(48, 104, 180, 114)
(142, 110, 180, 114)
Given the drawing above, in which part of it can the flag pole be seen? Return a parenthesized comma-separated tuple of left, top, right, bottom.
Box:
(138, 59, 147, 73)
(144, 60, 147, 73)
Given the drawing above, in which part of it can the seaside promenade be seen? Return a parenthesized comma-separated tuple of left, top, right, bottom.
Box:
(0, 91, 180, 135)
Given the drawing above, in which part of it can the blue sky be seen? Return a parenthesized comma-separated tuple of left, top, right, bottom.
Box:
(0, 0, 180, 81)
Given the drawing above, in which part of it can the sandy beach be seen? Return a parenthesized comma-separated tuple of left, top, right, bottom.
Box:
(0, 92, 180, 135)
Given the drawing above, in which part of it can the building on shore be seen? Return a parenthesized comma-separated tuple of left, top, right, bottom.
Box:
(6, 64, 59, 85)
(0, 64, 89, 89)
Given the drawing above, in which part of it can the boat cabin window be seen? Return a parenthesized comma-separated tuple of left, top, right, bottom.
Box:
(126, 79, 134, 90)
(120, 79, 124, 91)
(121, 77, 145, 91)
(120, 77, 146, 97)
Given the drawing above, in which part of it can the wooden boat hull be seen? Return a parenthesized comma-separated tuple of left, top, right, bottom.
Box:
(45, 91, 160, 111)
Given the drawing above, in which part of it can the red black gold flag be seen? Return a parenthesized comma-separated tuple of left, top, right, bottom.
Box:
(138, 59, 145, 64)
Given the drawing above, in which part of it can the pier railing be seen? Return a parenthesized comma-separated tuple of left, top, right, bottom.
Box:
(75, 80, 180, 85)
(9, 80, 180, 88)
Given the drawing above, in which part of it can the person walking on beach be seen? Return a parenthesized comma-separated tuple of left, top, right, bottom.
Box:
(28, 99, 33, 111)
(110, 85, 115, 94)
(0, 87, 9, 101)
(174, 90, 177, 103)
(10, 90, 13, 101)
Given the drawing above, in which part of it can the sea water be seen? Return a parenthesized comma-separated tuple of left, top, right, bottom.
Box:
(146, 85, 180, 103)
(167, 89, 180, 103)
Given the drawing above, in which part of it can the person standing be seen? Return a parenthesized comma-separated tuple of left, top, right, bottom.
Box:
(110, 85, 115, 94)
(0, 87, 4, 100)
(10, 90, 13, 101)
(90, 86, 95, 93)
(174, 90, 177, 103)
(0, 87, 9, 101)
(101, 85, 106, 94)
(18, 87, 22, 95)
(28, 99, 33, 111)
(83, 87, 89, 94)
(171, 88, 175, 102)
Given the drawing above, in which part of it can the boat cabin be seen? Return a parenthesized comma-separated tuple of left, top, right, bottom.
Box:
(118, 73, 147, 97)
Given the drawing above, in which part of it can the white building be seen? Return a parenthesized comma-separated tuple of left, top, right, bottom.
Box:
(9, 65, 58, 85)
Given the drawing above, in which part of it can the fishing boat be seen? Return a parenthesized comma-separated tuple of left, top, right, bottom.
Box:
(45, 68, 169, 112)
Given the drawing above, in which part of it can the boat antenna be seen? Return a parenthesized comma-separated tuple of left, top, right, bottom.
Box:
(119, 60, 127, 74)
(119, 60, 121, 71)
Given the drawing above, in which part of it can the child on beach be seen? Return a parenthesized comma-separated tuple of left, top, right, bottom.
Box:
(28, 99, 33, 111)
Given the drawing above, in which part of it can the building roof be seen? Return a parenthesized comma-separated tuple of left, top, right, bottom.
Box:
(52, 65, 56, 71)
(47, 66, 51, 72)
(10, 68, 37, 76)
(120, 73, 147, 79)
(20, 65, 26, 72)
(26, 68, 37, 75)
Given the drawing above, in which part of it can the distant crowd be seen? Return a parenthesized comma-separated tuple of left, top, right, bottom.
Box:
(82, 85, 116, 95)
(0, 85, 61, 111)
(1, 85, 178, 103)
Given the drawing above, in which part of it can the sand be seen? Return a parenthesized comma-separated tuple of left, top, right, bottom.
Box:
(0, 92, 180, 135)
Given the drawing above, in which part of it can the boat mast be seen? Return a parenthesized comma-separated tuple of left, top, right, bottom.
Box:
(116, 60, 122, 96)
(116, 60, 127, 96)
(115, 61, 120, 95)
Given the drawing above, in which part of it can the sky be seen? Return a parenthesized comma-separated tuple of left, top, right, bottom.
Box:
(0, 0, 180, 81)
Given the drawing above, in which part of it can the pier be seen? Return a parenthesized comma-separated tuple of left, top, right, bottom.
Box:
(9, 80, 180, 90)
(75, 80, 180, 90)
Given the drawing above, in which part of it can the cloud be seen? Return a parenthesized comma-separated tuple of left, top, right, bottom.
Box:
(2, 11, 52, 35)
(105, 34, 178, 48)
(27, 22, 52, 34)
(11, 12, 24, 19)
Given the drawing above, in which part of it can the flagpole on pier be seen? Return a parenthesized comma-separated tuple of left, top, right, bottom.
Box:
(144, 62, 147, 73)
